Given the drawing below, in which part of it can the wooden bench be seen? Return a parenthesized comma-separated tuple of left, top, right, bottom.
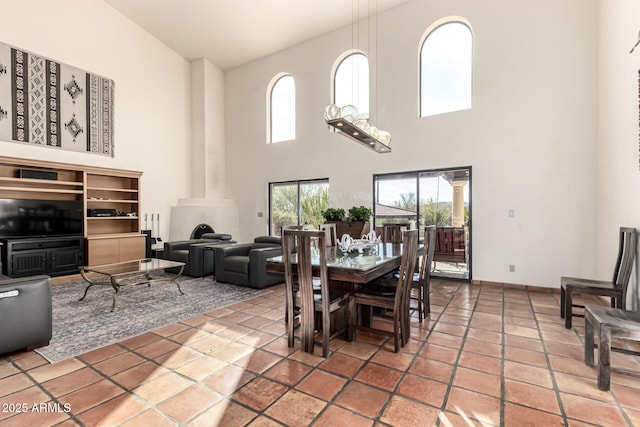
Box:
(584, 304, 640, 391)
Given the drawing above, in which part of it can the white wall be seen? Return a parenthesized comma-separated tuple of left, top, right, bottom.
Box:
(0, 0, 192, 240)
(225, 0, 599, 287)
(597, 0, 640, 306)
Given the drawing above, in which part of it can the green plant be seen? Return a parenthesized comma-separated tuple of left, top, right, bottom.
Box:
(348, 205, 373, 223)
(322, 208, 345, 222)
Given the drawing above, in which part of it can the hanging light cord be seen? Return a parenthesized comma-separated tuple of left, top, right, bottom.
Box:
(630, 30, 640, 54)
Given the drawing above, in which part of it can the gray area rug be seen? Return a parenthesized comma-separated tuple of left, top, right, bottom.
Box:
(36, 274, 269, 363)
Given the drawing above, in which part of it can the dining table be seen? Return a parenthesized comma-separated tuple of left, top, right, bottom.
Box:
(266, 241, 416, 289)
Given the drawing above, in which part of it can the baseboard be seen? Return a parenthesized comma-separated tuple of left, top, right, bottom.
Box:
(470, 279, 560, 293)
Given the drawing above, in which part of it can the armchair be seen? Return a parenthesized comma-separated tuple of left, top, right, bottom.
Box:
(0, 275, 52, 355)
(164, 232, 234, 277)
(213, 236, 283, 289)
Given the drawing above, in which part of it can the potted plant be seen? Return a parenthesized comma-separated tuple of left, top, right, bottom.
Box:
(348, 205, 373, 224)
(321, 208, 345, 222)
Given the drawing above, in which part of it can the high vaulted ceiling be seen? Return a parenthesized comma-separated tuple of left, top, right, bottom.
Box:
(105, 0, 409, 70)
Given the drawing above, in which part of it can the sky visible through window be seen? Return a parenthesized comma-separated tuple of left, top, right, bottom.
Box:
(421, 22, 472, 117)
(334, 53, 369, 118)
(271, 75, 295, 143)
(377, 176, 469, 206)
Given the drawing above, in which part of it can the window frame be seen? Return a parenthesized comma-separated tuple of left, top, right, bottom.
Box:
(418, 18, 473, 118)
(373, 166, 472, 281)
(331, 51, 370, 119)
(268, 178, 330, 236)
(267, 73, 296, 144)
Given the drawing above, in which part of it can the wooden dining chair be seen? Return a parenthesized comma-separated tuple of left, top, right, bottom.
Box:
(412, 225, 436, 321)
(350, 229, 419, 352)
(560, 227, 637, 328)
(319, 223, 337, 246)
(282, 229, 353, 357)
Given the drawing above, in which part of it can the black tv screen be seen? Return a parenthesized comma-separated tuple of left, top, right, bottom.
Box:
(0, 199, 83, 239)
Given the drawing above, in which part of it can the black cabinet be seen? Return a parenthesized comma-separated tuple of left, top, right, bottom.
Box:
(1, 236, 83, 278)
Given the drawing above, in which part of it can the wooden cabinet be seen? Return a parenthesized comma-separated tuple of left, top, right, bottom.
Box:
(86, 234, 145, 266)
(0, 156, 144, 269)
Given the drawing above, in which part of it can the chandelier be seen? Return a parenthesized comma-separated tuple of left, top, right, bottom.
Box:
(324, 0, 391, 153)
(324, 104, 391, 153)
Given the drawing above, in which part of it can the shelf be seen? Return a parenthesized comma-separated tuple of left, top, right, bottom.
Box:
(86, 232, 144, 239)
(87, 187, 138, 193)
(0, 177, 83, 187)
(87, 216, 139, 220)
(87, 199, 139, 203)
(0, 186, 84, 194)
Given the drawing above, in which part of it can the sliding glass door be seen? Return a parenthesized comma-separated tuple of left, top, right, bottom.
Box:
(374, 167, 471, 280)
(269, 179, 329, 235)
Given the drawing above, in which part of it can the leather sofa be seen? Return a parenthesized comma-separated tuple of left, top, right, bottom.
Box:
(0, 275, 52, 355)
(164, 232, 234, 277)
(213, 236, 283, 289)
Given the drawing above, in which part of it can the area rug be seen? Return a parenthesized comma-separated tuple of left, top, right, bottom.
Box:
(36, 274, 269, 363)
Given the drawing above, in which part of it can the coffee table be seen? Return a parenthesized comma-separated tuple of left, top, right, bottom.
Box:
(79, 258, 186, 311)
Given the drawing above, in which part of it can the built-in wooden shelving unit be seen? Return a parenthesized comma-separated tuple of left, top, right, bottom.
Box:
(0, 156, 145, 267)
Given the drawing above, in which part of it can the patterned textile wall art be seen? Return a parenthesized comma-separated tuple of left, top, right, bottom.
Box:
(0, 41, 114, 156)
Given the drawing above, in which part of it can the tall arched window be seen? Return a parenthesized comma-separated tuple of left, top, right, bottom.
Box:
(269, 74, 295, 143)
(420, 20, 472, 117)
(334, 53, 369, 118)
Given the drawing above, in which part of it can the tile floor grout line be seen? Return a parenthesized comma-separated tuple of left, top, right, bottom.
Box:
(528, 287, 571, 425)
(433, 281, 479, 426)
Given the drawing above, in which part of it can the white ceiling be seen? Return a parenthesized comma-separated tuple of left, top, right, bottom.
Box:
(105, 0, 409, 70)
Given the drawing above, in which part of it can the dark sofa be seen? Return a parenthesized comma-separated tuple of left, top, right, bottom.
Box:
(0, 275, 52, 355)
(213, 236, 283, 289)
(164, 232, 234, 277)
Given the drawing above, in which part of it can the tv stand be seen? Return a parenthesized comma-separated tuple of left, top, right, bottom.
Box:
(1, 236, 84, 278)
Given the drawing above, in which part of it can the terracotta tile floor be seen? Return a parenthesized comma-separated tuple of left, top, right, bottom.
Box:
(2, 280, 640, 426)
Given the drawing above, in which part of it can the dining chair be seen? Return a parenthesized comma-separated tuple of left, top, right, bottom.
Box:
(282, 229, 353, 357)
(319, 223, 337, 246)
(350, 229, 419, 352)
(382, 223, 407, 244)
(560, 227, 637, 328)
(412, 225, 437, 321)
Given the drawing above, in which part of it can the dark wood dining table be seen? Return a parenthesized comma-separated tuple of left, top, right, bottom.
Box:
(266, 242, 420, 289)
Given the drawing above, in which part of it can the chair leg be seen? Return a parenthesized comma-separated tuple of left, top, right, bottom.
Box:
(393, 315, 400, 353)
(564, 287, 573, 329)
(560, 286, 565, 318)
(417, 284, 423, 323)
(286, 303, 295, 349)
(425, 281, 430, 316)
(346, 297, 354, 342)
(350, 301, 357, 343)
(322, 310, 330, 358)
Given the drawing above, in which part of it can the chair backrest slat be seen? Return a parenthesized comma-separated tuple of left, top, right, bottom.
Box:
(418, 226, 437, 286)
(319, 223, 337, 246)
(614, 227, 637, 291)
(394, 229, 420, 316)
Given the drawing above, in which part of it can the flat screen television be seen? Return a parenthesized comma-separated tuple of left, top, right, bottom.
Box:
(0, 198, 83, 239)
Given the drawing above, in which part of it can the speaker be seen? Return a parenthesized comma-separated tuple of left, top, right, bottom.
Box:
(17, 169, 58, 180)
(141, 230, 152, 258)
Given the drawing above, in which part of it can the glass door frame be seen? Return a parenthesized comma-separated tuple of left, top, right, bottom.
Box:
(372, 166, 472, 282)
(268, 178, 329, 236)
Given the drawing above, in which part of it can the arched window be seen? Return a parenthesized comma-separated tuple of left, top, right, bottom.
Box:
(269, 74, 295, 143)
(333, 53, 369, 118)
(420, 21, 472, 117)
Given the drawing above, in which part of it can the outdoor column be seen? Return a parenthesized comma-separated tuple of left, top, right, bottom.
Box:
(451, 181, 466, 227)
